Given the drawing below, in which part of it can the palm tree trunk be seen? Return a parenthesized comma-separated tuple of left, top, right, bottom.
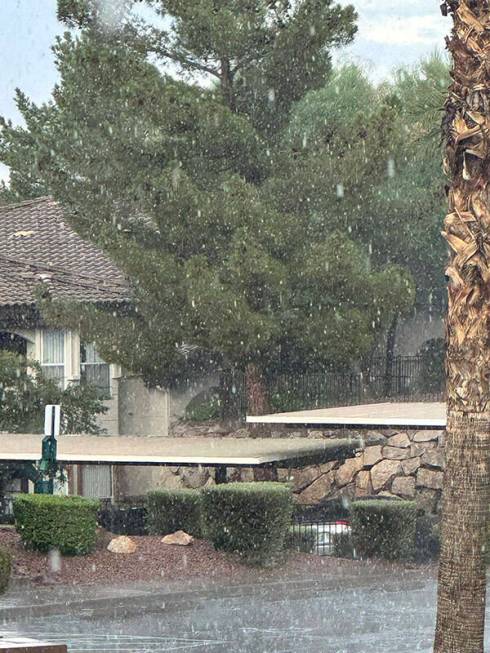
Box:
(435, 3, 490, 651)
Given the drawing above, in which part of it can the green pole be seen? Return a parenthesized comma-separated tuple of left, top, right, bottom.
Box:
(34, 405, 60, 495)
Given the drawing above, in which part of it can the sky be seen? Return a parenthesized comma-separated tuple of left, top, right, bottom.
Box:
(0, 0, 451, 183)
(337, 0, 450, 79)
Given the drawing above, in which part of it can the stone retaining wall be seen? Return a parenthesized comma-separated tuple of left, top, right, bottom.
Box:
(283, 428, 444, 514)
(136, 421, 445, 514)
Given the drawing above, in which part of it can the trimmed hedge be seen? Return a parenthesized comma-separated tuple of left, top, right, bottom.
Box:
(0, 547, 11, 594)
(332, 531, 354, 559)
(146, 489, 202, 537)
(202, 482, 293, 565)
(415, 513, 440, 561)
(13, 494, 100, 555)
(351, 499, 417, 561)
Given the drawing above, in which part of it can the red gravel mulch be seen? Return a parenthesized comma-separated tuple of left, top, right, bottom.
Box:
(0, 527, 358, 587)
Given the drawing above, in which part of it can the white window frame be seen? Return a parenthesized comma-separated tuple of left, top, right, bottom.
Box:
(80, 342, 112, 398)
(40, 330, 65, 388)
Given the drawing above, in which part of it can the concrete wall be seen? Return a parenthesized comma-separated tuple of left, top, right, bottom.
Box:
(115, 376, 171, 498)
(99, 380, 119, 436)
(115, 374, 231, 498)
(118, 376, 170, 436)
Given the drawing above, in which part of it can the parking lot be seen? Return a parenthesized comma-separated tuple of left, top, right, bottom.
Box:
(0, 563, 452, 653)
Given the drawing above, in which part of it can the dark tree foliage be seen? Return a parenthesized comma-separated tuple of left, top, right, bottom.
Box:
(0, 1, 415, 406)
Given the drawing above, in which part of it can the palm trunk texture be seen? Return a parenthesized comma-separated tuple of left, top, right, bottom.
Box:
(435, 2, 490, 652)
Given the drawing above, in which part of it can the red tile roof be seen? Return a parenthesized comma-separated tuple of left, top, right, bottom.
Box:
(0, 196, 129, 307)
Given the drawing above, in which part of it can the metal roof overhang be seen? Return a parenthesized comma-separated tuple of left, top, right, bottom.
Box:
(246, 402, 447, 429)
(0, 434, 360, 468)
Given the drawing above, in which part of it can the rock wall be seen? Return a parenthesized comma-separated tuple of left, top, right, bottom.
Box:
(284, 428, 444, 514)
(123, 421, 444, 514)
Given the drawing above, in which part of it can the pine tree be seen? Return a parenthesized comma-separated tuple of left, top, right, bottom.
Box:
(1, 1, 414, 413)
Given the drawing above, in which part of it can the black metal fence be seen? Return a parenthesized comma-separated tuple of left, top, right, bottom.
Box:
(98, 499, 147, 535)
(227, 354, 444, 417)
(289, 519, 351, 556)
(363, 354, 443, 400)
(289, 502, 352, 556)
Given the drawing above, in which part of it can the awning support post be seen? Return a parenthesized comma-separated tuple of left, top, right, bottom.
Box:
(215, 466, 227, 484)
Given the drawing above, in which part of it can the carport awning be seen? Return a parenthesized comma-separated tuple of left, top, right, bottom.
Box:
(0, 434, 360, 468)
(247, 402, 446, 428)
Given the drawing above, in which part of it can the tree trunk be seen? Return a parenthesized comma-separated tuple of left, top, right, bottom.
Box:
(245, 363, 270, 416)
(383, 314, 398, 397)
(220, 58, 235, 112)
(435, 3, 490, 652)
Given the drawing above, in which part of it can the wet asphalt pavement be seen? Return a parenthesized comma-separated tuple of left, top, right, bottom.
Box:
(0, 565, 485, 653)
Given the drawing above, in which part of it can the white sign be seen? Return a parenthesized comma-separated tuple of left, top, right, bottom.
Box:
(44, 405, 61, 437)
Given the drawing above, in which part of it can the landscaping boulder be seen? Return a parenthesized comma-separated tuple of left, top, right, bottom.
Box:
(161, 530, 194, 546)
(107, 536, 137, 554)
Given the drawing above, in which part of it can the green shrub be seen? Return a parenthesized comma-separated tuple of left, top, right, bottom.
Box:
(13, 494, 100, 555)
(415, 513, 440, 561)
(184, 389, 221, 421)
(332, 531, 354, 558)
(0, 546, 11, 594)
(286, 525, 316, 553)
(146, 489, 202, 537)
(202, 482, 293, 566)
(351, 499, 417, 561)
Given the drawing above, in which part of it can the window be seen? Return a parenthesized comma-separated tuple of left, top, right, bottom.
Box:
(41, 330, 65, 386)
(80, 342, 111, 397)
